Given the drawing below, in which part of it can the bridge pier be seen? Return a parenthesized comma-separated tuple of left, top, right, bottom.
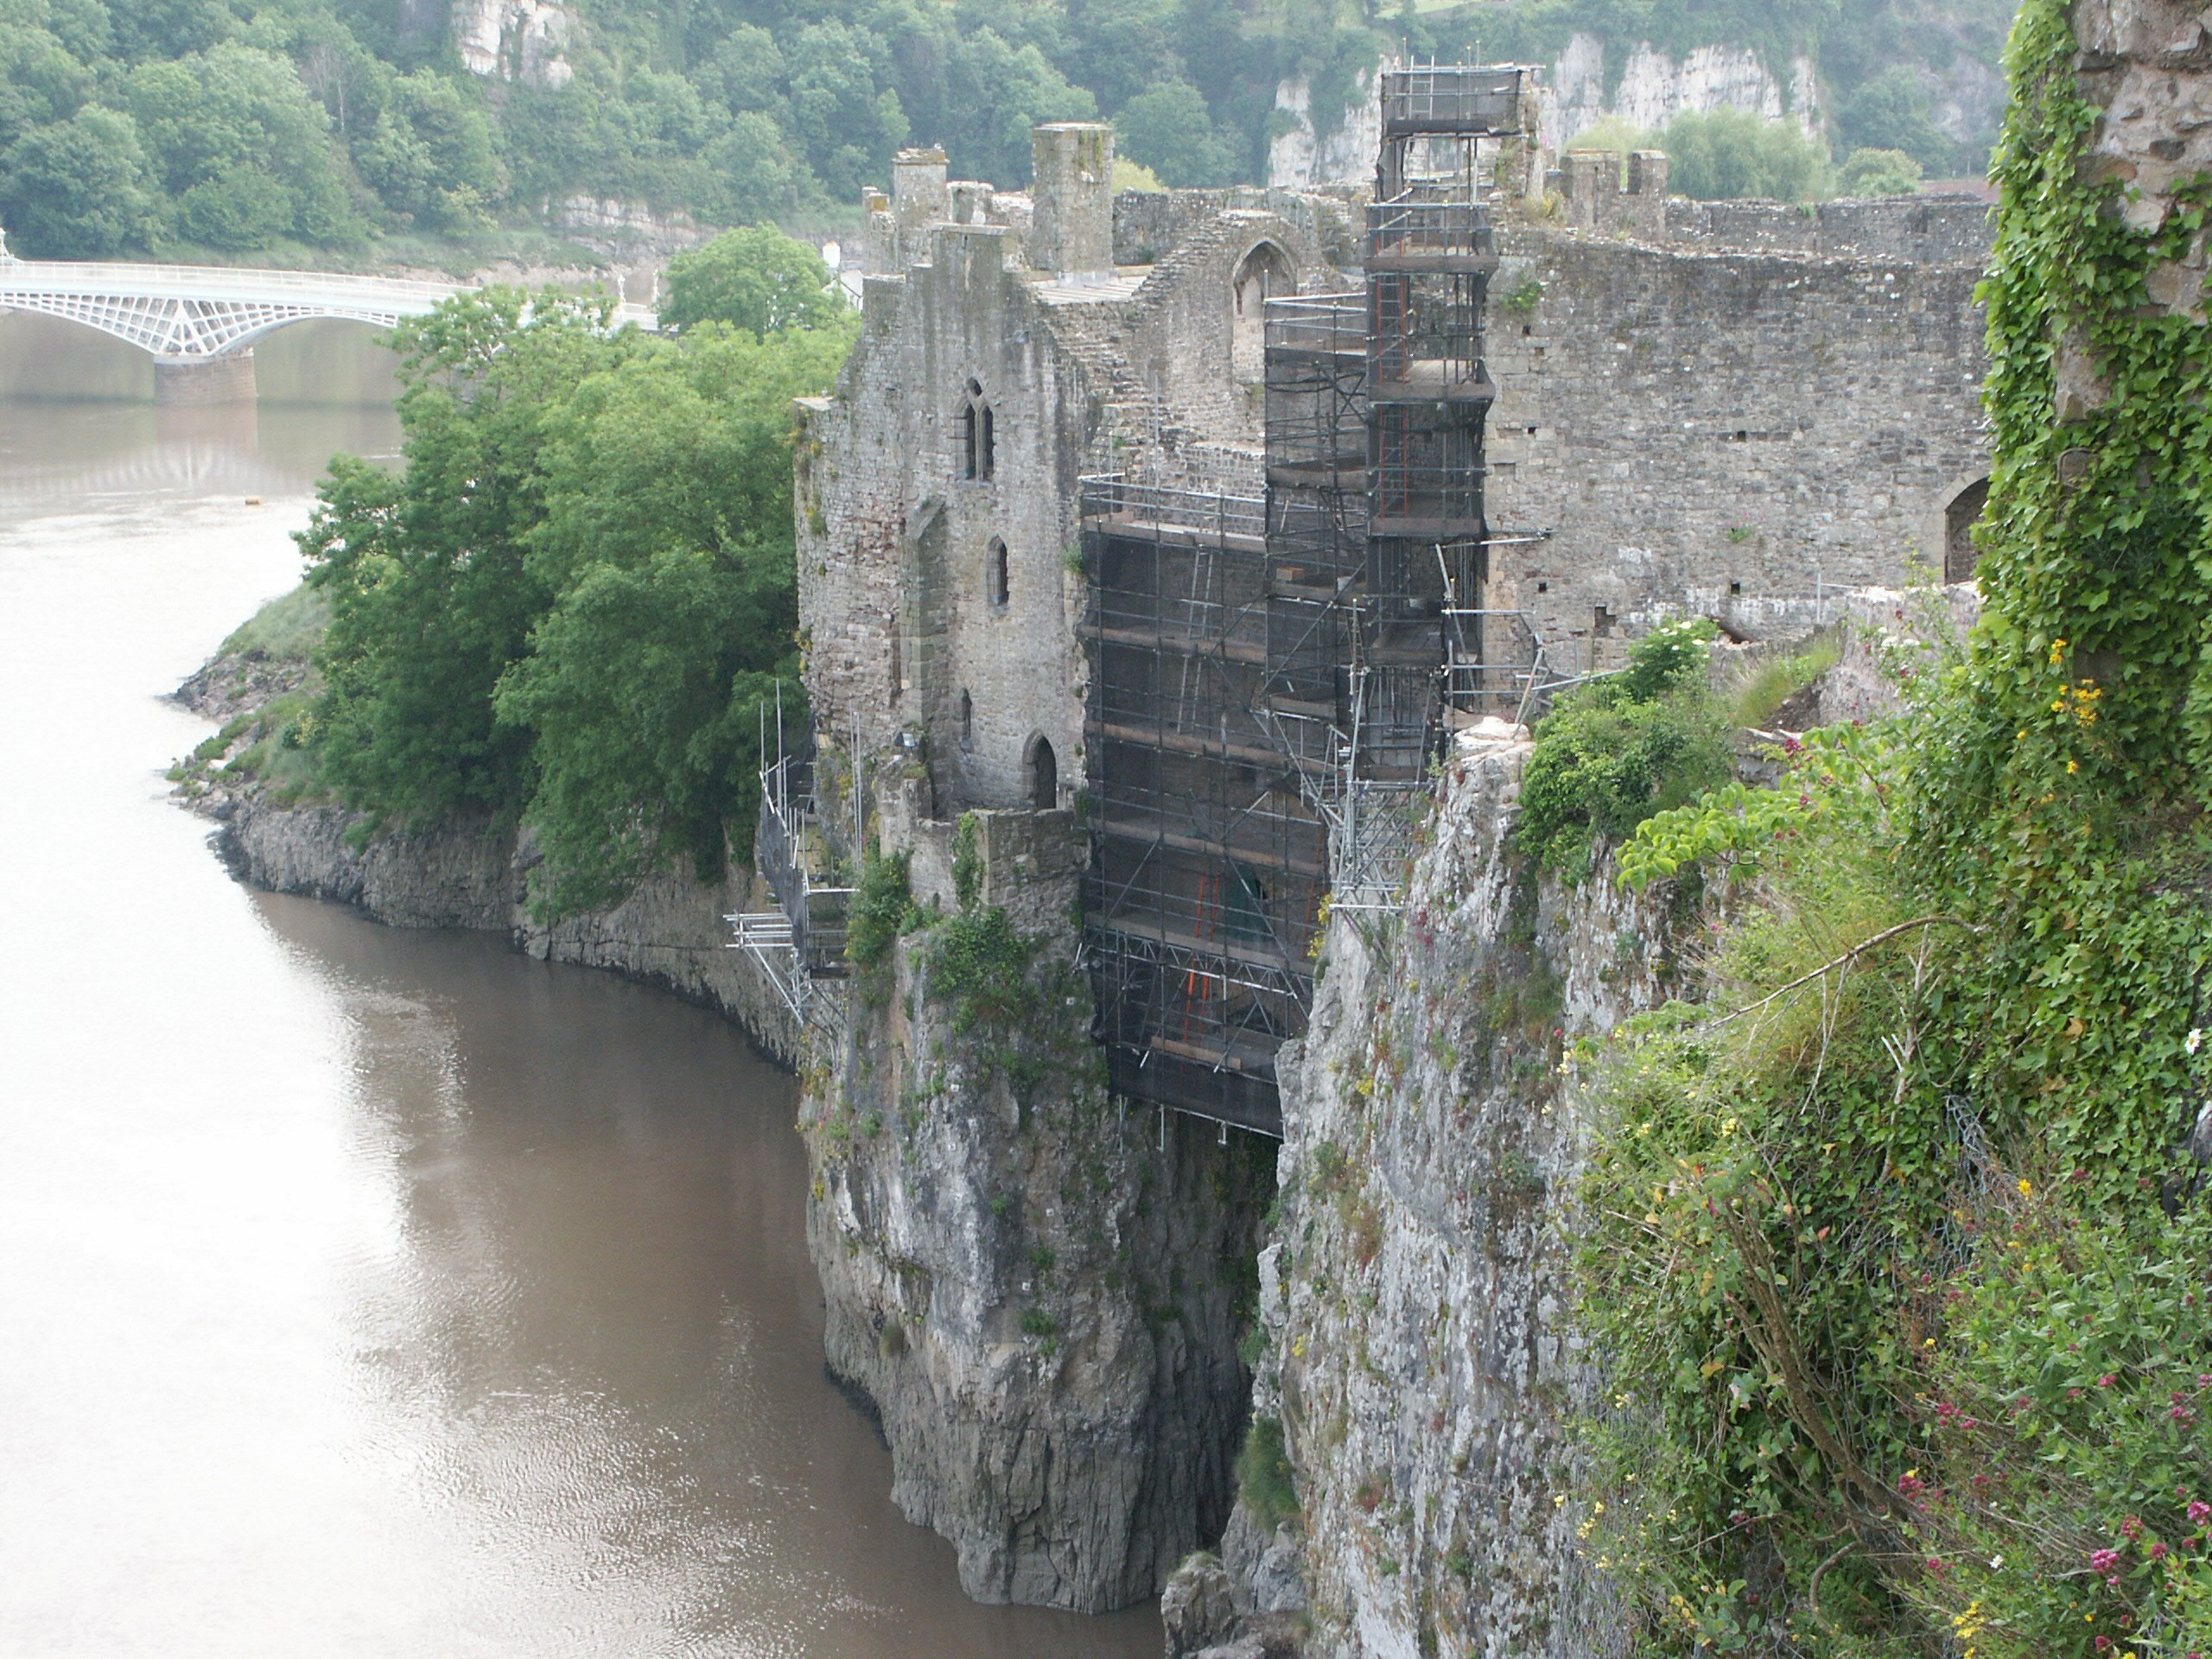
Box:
(153, 351, 256, 407)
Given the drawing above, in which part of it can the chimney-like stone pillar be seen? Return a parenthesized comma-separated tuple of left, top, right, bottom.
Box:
(1560, 149, 1618, 230)
(892, 147, 949, 264)
(1028, 123, 1115, 279)
(1627, 149, 1669, 200)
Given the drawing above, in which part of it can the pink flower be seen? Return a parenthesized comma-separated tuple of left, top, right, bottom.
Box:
(2090, 1548, 2121, 1573)
(2190, 1502, 2210, 1525)
(2121, 1516, 2145, 1541)
(2100, 1374, 2118, 1389)
(2152, 1541, 2171, 1560)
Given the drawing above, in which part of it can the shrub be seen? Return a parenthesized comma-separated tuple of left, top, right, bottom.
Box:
(1236, 1416, 1298, 1531)
(846, 849, 916, 970)
(926, 906, 1041, 1034)
(1516, 619, 1730, 881)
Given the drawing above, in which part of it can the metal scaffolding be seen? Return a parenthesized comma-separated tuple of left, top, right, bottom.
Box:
(728, 705, 855, 1030)
(1080, 63, 1529, 1135)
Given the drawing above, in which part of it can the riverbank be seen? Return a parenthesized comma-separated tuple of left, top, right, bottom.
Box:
(173, 644, 801, 1069)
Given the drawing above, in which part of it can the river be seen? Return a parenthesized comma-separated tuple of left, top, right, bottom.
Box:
(0, 316, 1159, 1658)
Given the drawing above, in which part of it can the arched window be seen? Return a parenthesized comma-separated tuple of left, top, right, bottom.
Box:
(959, 689, 974, 749)
(1025, 734, 1057, 810)
(988, 537, 1009, 608)
(1945, 477, 1990, 584)
(960, 378, 995, 481)
(1230, 242, 1294, 383)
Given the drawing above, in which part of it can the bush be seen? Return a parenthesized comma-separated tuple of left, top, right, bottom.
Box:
(1660, 106, 1831, 201)
(1837, 145, 1925, 197)
(1516, 619, 1730, 881)
(925, 906, 1040, 1035)
(1236, 1416, 1298, 1531)
(846, 849, 916, 970)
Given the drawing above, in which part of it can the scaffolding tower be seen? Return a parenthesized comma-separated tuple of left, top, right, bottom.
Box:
(1081, 63, 1527, 1135)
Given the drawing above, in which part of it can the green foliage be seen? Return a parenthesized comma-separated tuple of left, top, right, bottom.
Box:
(925, 906, 1043, 1036)
(1660, 106, 1831, 202)
(0, 105, 158, 257)
(1729, 633, 1841, 728)
(1516, 618, 1731, 882)
(0, 0, 2014, 258)
(1836, 64, 1958, 175)
(1111, 80, 1241, 186)
(1902, 1192, 2212, 1659)
(951, 811, 983, 911)
(1836, 146, 1925, 198)
(1571, 7, 2212, 1649)
(846, 849, 917, 970)
(661, 227, 843, 338)
(219, 581, 331, 663)
(1236, 1415, 1299, 1531)
(296, 285, 849, 914)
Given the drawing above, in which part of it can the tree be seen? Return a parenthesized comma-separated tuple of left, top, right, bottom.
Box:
(1112, 80, 1241, 187)
(660, 227, 842, 338)
(1835, 145, 1923, 197)
(1837, 65, 1954, 175)
(0, 26, 92, 154)
(176, 162, 295, 248)
(354, 69, 502, 230)
(696, 111, 797, 226)
(302, 290, 632, 825)
(1660, 107, 1831, 202)
(126, 44, 365, 246)
(0, 106, 160, 257)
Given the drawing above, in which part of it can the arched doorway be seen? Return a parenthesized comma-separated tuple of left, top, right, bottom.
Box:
(1944, 476, 1990, 583)
(1230, 241, 1294, 384)
(1025, 734, 1058, 810)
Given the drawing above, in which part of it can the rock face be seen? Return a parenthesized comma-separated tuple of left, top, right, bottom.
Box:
(1217, 728, 1682, 1658)
(801, 818, 1274, 1611)
(451, 0, 571, 87)
(176, 659, 798, 1065)
(1268, 60, 1392, 189)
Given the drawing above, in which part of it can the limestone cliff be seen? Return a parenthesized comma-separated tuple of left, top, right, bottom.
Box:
(450, 0, 571, 87)
(1183, 727, 1685, 1658)
(799, 796, 1274, 1613)
(173, 653, 798, 1065)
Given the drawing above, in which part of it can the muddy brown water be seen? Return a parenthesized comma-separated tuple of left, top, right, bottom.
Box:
(0, 315, 1160, 1657)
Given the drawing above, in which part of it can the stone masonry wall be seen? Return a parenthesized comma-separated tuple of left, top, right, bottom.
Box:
(1483, 214, 1993, 675)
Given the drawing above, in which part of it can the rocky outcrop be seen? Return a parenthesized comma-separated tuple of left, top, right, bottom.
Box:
(803, 811, 1273, 1612)
(1201, 725, 1688, 1659)
(175, 656, 799, 1065)
(451, 0, 571, 87)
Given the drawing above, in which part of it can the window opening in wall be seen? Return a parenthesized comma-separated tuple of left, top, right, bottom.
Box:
(1945, 476, 1990, 584)
(1594, 605, 1617, 638)
(1230, 242, 1294, 383)
(1728, 580, 1742, 595)
(959, 378, 995, 482)
(960, 689, 973, 749)
(1026, 734, 1057, 810)
(988, 537, 1009, 607)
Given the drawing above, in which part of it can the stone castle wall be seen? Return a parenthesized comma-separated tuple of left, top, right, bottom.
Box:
(1483, 195, 1993, 676)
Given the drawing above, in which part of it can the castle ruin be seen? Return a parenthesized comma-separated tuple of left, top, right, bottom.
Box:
(739, 67, 1998, 1614)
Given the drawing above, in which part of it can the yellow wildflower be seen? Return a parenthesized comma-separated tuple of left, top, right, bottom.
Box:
(2018, 1179, 2032, 1196)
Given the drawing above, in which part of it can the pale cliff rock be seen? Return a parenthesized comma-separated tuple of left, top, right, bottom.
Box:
(1268, 60, 1393, 189)
(451, 0, 572, 88)
(1198, 727, 1687, 1658)
(1542, 32, 1821, 149)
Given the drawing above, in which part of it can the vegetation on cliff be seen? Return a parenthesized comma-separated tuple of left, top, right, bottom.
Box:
(0, 0, 2011, 262)
(283, 232, 851, 915)
(1566, 2, 2212, 1652)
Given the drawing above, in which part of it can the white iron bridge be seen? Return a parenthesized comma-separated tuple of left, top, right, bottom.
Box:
(0, 251, 657, 362)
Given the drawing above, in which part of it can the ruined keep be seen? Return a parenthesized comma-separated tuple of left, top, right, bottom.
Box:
(741, 64, 1998, 1619)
